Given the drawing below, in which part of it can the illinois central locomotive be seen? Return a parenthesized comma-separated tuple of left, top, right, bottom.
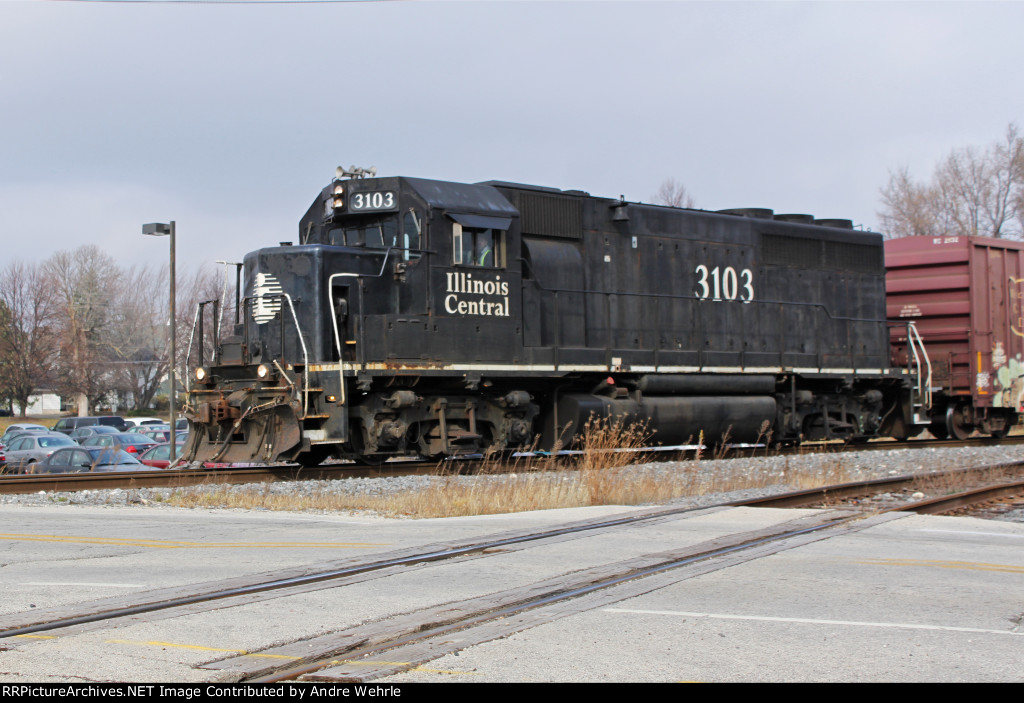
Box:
(180, 168, 930, 465)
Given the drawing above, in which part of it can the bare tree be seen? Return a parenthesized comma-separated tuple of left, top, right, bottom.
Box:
(878, 166, 942, 239)
(0, 262, 57, 416)
(105, 263, 171, 411)
(879, 124, 1024, 239)
(44, 246, 120, 414)
(652, 178, 696, 208)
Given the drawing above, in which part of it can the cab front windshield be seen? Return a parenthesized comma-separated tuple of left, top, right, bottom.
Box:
(328, 216, 397, 249)
(328, 212, 421, 260)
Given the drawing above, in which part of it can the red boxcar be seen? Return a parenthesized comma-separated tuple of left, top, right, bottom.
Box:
(885, 234, 1023, 438)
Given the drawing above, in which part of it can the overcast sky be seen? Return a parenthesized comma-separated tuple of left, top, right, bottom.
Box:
(2, 0, 1023, 271)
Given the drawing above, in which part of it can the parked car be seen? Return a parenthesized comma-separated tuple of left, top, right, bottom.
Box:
(79, 433, 159, 455)
(4, 432, 78, 473)
(0, 425, 48, 450)
(69, 426, 123, 442)
(52, 417, 98, 435)
(52, 416, 129, 435)
(96, 415, 129, 431)
(36, 447, 144, 473)
(138, 441, 230, 469)
(1, 424, 48, 443)
(140, 428, 177, 443)
(126, 417, 167, 427)
(139, 442, 187, 469)
(3, 423, 48, 437)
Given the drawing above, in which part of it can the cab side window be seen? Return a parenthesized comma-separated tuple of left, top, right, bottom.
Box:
(402, 211, 422, 261)
(453, 224, 503, 268)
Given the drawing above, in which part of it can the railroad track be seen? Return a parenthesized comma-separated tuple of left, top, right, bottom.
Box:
(0, 500, 898, 682)
(0, 461, 437, 496)
(2, 434, 1022, 496)
(740, 460, 1024, 517)
(2, 457, 1021, 682)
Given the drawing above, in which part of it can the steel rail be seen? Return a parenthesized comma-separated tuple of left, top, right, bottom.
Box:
(3, 435, 1022, 496)
(902, 479, 1024, 515)
(254, 510, 871, 682)
(0, 462, 439, 495)
(0, 501, 727, 639)
(736, 461, 1024, 513)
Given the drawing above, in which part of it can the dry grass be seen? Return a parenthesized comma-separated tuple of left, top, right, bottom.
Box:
(909, 461, 1017, 497)
(158, 415, 863, 519)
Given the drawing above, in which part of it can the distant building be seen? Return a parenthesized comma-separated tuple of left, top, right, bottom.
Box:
(12, 391, 63, 416)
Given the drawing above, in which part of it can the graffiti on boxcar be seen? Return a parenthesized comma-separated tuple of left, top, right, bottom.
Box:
(1010, 277, 1024, 337)
(994, 351, 1024, 410)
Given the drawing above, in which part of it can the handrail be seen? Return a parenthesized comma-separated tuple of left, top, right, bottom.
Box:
(280, 293, 310, 416)
(905, 321, 933, 412)
(327, 247, 395, 407)
(183, 300, 217, 400)
(214, 292, 311, 415)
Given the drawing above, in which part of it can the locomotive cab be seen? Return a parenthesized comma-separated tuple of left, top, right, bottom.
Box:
(181, 173, 537, 465)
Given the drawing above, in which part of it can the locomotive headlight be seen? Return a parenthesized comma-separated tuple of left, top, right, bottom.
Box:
(332, 183, 344, 209)
(195, 367, 208, 382)
(257, 364, 272, 380)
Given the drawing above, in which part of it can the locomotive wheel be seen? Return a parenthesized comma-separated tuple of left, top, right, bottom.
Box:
(928, 422, 949, 440)
(990, 425, 1010, 439)
(988, 415, 1011, 439)
(945, 405, 972, 441)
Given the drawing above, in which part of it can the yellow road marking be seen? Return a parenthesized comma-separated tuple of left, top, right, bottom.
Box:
(0, 534, 385, 549)
(13, 634, 57, 640)
(106, 639, 299, 659)
(852, 558, 1024, 574)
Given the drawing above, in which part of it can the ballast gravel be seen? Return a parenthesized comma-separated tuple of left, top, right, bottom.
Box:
(2, 444, 1023, 522)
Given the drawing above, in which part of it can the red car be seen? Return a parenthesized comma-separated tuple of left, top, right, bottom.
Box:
(138, 442, 186, 469)
(139, 442, 232, 469)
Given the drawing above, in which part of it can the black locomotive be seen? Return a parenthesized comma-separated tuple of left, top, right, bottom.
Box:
(180, 169, 921, 465)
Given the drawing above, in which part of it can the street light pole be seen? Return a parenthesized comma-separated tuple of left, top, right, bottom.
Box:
(143, 221, 177, 454)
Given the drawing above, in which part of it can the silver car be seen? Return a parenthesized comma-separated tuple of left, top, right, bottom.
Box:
(69, 426, 122, 442)
(4, 432, 78, 473)
(0, 424, 48, 450)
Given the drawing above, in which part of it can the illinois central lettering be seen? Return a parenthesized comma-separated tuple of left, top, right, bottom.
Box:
(444, 272, 510, 317)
